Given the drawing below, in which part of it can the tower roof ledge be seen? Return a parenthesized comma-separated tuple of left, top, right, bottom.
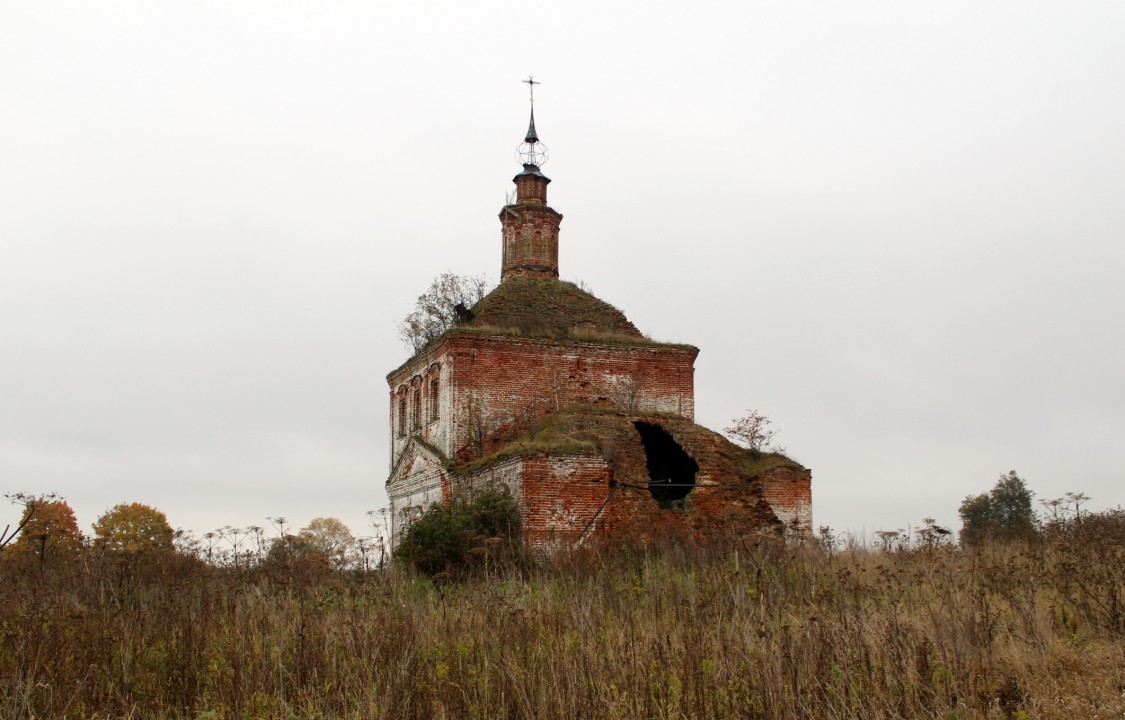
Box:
(513, 164, 551, 182)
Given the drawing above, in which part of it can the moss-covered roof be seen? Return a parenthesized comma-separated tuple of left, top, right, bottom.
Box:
(451, 407, 804, 481)
(464, 276, 643, 339)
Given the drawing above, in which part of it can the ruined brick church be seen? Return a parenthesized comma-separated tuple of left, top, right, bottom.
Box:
(386, 90, 811, 547)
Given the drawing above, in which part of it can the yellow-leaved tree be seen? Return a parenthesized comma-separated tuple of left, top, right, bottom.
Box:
(298, 517, 354, 570)
(92, 502, 174, 553)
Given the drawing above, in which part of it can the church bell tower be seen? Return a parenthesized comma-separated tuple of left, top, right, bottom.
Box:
(499, 76, 563, 281)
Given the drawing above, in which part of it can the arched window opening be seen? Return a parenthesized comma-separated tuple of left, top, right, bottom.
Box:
(411, 388, 421, 431)
(634, 422, 699, 509)
(399, 507, 417, 532)
(397, 398, 407, 438)
(429, 377, 440, 421)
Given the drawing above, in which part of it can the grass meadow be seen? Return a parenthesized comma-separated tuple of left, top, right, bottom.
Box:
(2, 513, 1124, 719)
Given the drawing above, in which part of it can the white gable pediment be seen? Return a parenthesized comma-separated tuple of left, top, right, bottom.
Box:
(388, 438, 446, 487)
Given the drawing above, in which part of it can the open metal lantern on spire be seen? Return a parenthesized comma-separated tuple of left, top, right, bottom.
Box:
(516, 75, 549, 168)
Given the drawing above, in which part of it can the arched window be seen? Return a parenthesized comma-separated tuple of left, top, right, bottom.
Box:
(411, 387, 421, 430)
(397, 397, 406, 437)
(429, 377, 440, 421)
(521, 229, 532, 260)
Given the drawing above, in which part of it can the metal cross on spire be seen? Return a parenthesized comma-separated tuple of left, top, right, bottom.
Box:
(523, 75, 540, 109)
(522, 75, 540, 144)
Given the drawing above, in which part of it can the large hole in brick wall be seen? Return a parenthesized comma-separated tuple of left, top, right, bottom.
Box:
(634, 422, 699, 509)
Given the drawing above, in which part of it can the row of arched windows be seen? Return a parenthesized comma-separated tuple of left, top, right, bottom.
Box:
(396, 363, 441, 438)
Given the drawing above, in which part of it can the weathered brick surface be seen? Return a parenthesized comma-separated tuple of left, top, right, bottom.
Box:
(386, 440, 452, 546)
(399, 412, 812, 548)
(459, 454, 613, 547)
(759, 466, 813, 533)
(520, 412, 801, 544)
(447, 334, 697, 462)
(501, 170, 562, 280)
(387, 333, 697, 467)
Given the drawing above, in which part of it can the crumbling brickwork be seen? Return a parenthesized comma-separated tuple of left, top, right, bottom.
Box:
(387, 405, 813, 546)
(447, 334, 697, 461)
(387, 332, 697, 468)
(759, 466, 813, 533)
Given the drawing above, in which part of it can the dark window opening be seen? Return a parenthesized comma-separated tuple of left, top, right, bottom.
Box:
(411, 389, 421, 431)
(398, 398, 407, 437)
(429, 378, 440, 421)
(634, 421, 698, 509)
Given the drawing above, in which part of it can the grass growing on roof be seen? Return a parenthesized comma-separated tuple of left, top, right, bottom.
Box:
(449, 406, 804, 481)
(467, 276, 641, 337)
(450, 325, 691, 349)
(388, 276, 695, 374)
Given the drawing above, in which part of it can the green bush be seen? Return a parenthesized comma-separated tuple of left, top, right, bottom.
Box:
(394, 486, 521, 578)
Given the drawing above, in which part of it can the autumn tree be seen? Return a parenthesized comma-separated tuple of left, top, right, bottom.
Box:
(8, 496, 84, 561)
(959, 470, 1037, 543)
(724, 410, 782, 454)
(397, 272, 490, 353)
(92, 502, 174, 553)
(298, 517, 355, 569)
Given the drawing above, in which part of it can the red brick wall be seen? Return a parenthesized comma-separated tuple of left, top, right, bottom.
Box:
(758, 466, 813, 534)
(458, 449, 791, 547)
(517, 456, 612, 546)
(572, 417, 786, 544)
(514, 174, 548, 204)
(445, 334, 698, 462)
(500, 203, 562, 280)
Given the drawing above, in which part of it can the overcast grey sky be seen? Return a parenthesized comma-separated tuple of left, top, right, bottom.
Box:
(2, 0, 1123, 542)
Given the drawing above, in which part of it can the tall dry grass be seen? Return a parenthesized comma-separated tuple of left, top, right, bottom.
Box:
(2, 514, 1124, 719)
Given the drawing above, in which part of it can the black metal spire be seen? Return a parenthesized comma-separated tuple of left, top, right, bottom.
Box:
(525, 108, 539, 143)
(523, 75, 540, 144)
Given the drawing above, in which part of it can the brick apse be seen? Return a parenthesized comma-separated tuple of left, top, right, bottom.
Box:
(386, 105, 811, 547)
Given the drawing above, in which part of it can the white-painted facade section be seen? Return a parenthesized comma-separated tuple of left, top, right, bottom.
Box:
(388, 348, 454, 471)
(387, 446, 526, 549)
(386, 440, 448, 547)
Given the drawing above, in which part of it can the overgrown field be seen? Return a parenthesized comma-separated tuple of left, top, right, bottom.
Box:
(3, 516, 1125, 719)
